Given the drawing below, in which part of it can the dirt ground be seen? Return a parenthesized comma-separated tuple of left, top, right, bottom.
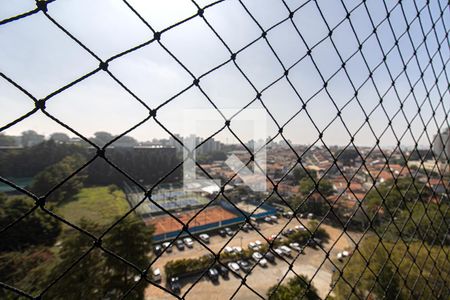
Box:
(145, 217, 361, 299)
(145, 206, 238, 235)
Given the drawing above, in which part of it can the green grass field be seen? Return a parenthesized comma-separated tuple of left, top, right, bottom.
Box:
(56, 186, 130, 227)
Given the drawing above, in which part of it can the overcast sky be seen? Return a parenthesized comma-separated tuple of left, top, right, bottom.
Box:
(0, 0, 448, 146)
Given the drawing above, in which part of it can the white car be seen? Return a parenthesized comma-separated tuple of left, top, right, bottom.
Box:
(248, 242, 257, 250)
(289, 242, 302, 252)
(252, 252, 263, 261)
(342, 250, 350, 257)
(337, 252, 343, 261)
(224, 246, 234, 254)
(270, 215, 278, 223)
(280, 245, 292, 256)
(258, 258, 268, 267)
(152, 268, 161, 282)
(228, 262, 240, 273)
(255, 240, 262, 248)
(295, 225, 306, 231)
(233, 246, 243, 254)
(183, 237, 193, 248)
(274, 248, 283, 257)
(162, 242, 172, 253)
(199, 233, 210, 243)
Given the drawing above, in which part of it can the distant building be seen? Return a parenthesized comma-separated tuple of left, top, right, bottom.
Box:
(433, 127, 450, 160)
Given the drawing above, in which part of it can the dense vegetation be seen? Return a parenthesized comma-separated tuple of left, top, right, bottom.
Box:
(289, 171, 334, 217)
(0, 194, 61, 252)
(0, 185, 153, 300)
(348, 177, 450, 245)
(0, 140, 87, 178)
(268, 275, 320, 300)
(333, 236, 450, 299)
(0, 140, 181, 189)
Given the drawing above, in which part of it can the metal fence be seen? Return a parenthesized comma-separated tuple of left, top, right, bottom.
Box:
(0, 0, 449, 299)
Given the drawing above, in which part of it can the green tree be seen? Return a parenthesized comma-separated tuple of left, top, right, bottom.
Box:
(30, 154, 86, 202)
(102, 216, 155, 299)
(0, 194, 61, 251)
(45, 220, 106, 300)
(46, 217, 154, 299)
(333, 237, 450, 299)
(268, 275, 320, 300)
(0, 133, 17, 146)
(0, 247, 56, 299)
(292, 167, 317, 182)
(299, 177, 334, 197)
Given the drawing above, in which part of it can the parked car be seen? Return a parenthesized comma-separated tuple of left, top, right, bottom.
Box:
(282, 211, 294, 219)
(183, 237, 193, 248)
(289, 242, 302, 252)
(169, 277, 180, 293)
(233, 246, 243, 255)
(162, 242, 172, 253)
(273, 248, 283, 257)
(217, 265, 229, 279)
(152, 268, 161, 282)
(252, 251, 263, 261)
(295, 225, 306, 231)
(228, 262, 240, 274)
(208, 267, 219, 283)
(264, 216, 273, 223)
(154, 244, 162, 255)
(218, 229, 226, 237)
(248, 242, 257, 251)
(268, 234, 278, 242)
(307, 213, 314, 219)
(255, 240, 262, 248)
(241, 223, 250, 232)
(280, 245, 292, 257)
(199, 233, 210, 243)
(270, 215, 278, 223)
(244, 223, 253, 231)
(224, 246, 234, 254)
(175, 240, 185, 250)
(258, 258, 268, 267)
(225, 227, 234, 236)
(265, 252, 276, 263)
(237, 260, 252, 273)
(337, 252, 343, 261)
(250, 221, 260, 229)
(342, 250, 350, 257)
(282, 228, 295, 236)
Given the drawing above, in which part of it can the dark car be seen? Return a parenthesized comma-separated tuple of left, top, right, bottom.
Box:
(207, 267, 219, 283)
(217, 265, 229, 279)
(154, 244, 162, 255)
(241, 223, 249, 232)
(282, 228, 295, 236)
(265, 252, 276, 263)
(175, 240, 185, 250)
(237, 260, 252, 274)
(169, 277, 180, 294)
(218, 229, 226, 237)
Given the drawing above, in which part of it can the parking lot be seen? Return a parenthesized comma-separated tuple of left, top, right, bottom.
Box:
(145, 217, 361, 299)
